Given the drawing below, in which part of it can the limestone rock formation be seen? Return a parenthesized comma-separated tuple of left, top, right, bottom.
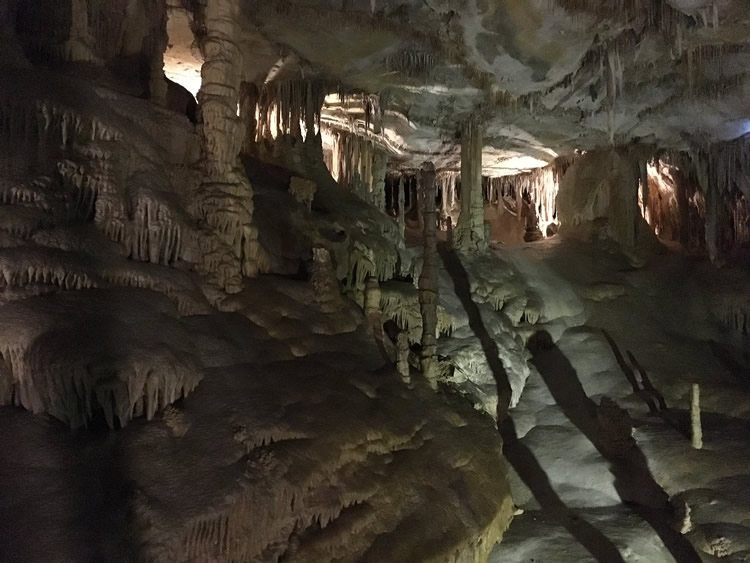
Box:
(557, 150, 652, 249)
(3, 0, 750, 560)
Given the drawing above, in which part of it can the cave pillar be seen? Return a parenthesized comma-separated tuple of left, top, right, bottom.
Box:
(397, 332, 411, 384)
(65, 0, 96, 62)
(372, 150, 387, 211)
(240, 81, 259, 155)
(674, 170, 691, 247)
(694, 152, 721, 263)
(419, 161, 439, 390)
(455, 117, 486, 252)
(196, 0, 260, 282)
(147, 0, 169, 106)
(397, 176, 406, 245)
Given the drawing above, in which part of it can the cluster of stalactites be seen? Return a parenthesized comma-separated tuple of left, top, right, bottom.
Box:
(484, 158, 573, 237)
(328, 129, 388, 208)
(254, 79, 328, 143)
(680, 42, 748, 98)
(549, 0, 703, 37)
(638, 137, 750, 262)
(437, 171, 460, 226)
(385, 46, 436, 79)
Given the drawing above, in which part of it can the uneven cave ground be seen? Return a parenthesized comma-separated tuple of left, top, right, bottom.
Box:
(2, 0, 750, 562)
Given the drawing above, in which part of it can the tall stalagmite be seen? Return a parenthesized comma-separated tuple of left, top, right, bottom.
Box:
(456, 117, 486, 251)
(419, 161, 439, 389)
(196, 0, 260, 283)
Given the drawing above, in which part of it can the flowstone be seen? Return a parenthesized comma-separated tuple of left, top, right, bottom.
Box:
(0, 289, 202, 428)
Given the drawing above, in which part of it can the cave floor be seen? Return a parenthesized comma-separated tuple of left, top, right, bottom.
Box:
(491, 238, 750, 562)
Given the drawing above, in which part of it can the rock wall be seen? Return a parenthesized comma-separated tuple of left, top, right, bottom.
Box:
(14, 0, 168, 98)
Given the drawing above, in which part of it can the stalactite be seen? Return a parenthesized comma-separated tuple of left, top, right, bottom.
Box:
(418, 162, 438, 390)
(643, 138, 750, 263)
(385, 47, 436, 79)
(550, 0, 697, 38)
(437, 171, 460, 231)
(484, 158, 573, 238)
(255, 79, 328, 144)
(239, 82, 259, 154)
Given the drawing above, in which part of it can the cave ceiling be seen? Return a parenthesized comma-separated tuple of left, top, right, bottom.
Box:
(165, 0, 750, 174)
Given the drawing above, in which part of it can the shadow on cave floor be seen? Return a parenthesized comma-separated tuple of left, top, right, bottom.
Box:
(438, 244, 626, 562)
(604, 330, 750, 442)
(602, 329, 666, 416)
(528, 332, 703, 563)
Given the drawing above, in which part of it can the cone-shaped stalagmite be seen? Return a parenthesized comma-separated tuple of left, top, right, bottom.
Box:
(419, 161, 439, 389)
(456, 117, 486, 252)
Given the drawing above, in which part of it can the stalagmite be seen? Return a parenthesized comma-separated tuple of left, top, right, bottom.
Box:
(691, 383, 703, 450)
(289, 177, 316, 211)
(418, 162, 438, 389)
(311, 246, 343, 313)
(455, 117, 486, 252)
(364, 277, 389, 359)
(397, 332, 410, 385)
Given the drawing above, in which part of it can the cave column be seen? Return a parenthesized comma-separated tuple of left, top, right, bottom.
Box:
(147, 0, 168, 106)
(196, 0, 260, 283)
(694, 151, 721, 263)
(674, 171, 691, 247)
(240, 82, 259, 155)
(397, 176, 406, 245)
(372, 150, 387, 211)
(455, 117, 487, 252)
(419, 161, 439, 390)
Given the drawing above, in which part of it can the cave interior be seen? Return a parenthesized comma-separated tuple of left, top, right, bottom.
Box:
(1, 0, 750, 561)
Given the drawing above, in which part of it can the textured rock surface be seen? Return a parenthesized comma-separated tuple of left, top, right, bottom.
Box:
(0, 275, 515, 562)
(0, 52, 515, 560)
(557, 149, 651, 248)
(232, 0, 750, 173)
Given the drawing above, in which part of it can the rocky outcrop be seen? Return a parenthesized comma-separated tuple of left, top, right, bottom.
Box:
(557, 150, 651, 249)
(166, 76, 197, 123)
